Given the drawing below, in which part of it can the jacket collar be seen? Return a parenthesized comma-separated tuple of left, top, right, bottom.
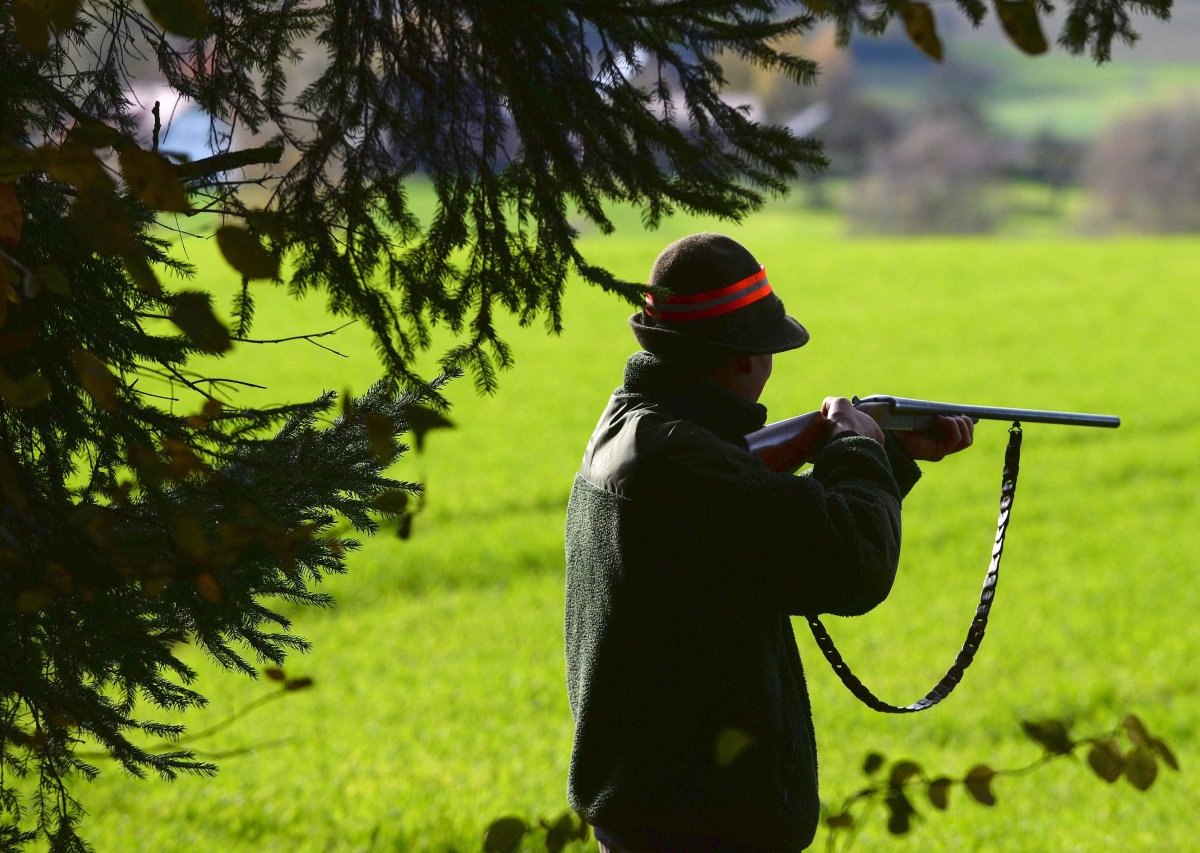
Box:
(621, 351, 768, 444)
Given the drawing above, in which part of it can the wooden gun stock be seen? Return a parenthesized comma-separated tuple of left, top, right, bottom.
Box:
(745, 411, 830, 474)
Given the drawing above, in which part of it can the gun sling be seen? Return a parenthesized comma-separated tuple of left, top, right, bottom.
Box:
(806, 423, 1023, 713)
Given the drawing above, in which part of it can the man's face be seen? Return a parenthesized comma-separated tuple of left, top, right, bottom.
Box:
(745, 353, 773, 403)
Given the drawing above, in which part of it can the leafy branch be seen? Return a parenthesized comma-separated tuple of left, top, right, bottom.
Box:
(483, 713, 1179, 853)
(73, 667, 315, 763)
(820, 713, 1180, 851)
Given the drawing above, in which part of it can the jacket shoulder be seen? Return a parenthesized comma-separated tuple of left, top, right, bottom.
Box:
(578, 394, 761, 499)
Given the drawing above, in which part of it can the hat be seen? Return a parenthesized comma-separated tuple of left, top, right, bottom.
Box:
(629, 233, 809, 357)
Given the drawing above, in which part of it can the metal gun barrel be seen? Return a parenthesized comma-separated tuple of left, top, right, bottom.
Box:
(856, 395, 1121, 429)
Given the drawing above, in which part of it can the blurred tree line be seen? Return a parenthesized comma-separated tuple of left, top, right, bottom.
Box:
(718, 24, 1200, 234)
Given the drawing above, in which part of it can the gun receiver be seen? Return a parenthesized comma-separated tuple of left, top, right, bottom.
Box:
(746, 396, 1120, 473)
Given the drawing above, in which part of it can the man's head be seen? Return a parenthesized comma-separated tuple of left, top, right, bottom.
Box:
(629, 233, 807, 400)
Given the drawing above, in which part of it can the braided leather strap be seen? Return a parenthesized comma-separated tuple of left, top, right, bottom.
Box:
(806, 424, 1023, 713)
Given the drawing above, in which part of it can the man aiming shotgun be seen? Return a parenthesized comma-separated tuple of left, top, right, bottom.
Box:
(563, 233, 976, 851)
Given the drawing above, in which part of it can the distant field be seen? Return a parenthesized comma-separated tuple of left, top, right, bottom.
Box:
(71, 199, 1198, 851)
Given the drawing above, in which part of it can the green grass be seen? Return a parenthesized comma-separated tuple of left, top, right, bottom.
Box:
(70, 200, 1199, 851)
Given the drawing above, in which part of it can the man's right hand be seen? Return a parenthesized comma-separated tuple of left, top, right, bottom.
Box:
(822, 396, 885, 445)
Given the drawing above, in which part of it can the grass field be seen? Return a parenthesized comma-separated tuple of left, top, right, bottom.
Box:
(70, 198, 1199, 851)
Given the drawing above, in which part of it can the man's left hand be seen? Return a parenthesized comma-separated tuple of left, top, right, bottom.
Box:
(894, 415, 975, 461)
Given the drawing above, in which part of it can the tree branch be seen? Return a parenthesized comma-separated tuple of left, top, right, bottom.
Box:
(172, 142, 285, 181)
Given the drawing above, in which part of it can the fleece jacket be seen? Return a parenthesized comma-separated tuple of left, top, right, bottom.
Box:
(564, 352, 921, 851)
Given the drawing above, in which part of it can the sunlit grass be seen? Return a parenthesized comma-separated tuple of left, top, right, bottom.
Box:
(74, 198, 1199, 851)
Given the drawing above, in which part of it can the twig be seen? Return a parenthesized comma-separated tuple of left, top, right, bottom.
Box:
(74, 681, 309, 762)
(234, 320, 356, 358)
(170, 690, 287, 746)
(182, 738, 293, 759)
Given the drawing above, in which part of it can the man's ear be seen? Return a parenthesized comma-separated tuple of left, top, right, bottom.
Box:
(734, 354, 756, 375)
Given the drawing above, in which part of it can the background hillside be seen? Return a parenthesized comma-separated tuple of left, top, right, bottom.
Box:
(850, 0, 1200, 138)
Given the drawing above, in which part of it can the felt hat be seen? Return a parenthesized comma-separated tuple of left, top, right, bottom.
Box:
(629, 233, 809, 357)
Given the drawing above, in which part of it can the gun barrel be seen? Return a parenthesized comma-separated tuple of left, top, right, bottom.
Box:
(857, 395, 1121, 429)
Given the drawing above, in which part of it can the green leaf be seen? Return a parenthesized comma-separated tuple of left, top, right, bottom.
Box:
(1124, 746, 1158, 791)
(885, 790, 917, 835)
(1122, 714, 1152, 748)
(927, 777, 952, 810)
(216, 225, 279, 280)
(1021, 718, 1075, 755)
(67, 119, 123, 149)
(1151, 737, 1180, 771)
(12, 0, 52, 51)
(482, 816, 528, 853)
(862, 751, 886, 775)
(715, 728, 754, 767)
(363, 412, 396, 463)
(1087, 739, 1124, 783)
(405, 404, 455, 453)
(71, 350, 119, 411)
(888, 759, 922, 788)
(194, 572, 221, 603)
(964, 764, 997, 806)
(48, 0, 84, 31)
(370, 490, 410, 514)
(544, 811, 585, 853)
(120, 147, 192, 212)
(35, 263, 71, 297)
(0, 146, 32, 183)
(170, 291, 232, 353)
(0, 183, 22, 246)
(0, 366, 51, 408)
(0, 455, 29, 513)
(70, 187, 136, 255)
(16, 585, 57, 612)
(123, 252, 162, 295)
(994, 0, 1049, 55)
(898, 2, 943, 62)
(39, 141, 106, 189)
(824, 811, 855, 829)
(143, 0, 212, 39)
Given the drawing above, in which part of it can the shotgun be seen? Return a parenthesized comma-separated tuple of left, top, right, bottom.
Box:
(746, 394, 1121, 473)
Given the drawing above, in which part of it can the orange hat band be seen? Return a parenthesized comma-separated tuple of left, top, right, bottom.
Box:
(645, 266, 773, 322)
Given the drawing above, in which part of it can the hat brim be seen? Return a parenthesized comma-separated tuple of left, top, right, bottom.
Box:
(630, 310, 809, 356)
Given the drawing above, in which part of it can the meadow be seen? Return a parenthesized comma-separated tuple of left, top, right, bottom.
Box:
(72, 198, 1198, 851)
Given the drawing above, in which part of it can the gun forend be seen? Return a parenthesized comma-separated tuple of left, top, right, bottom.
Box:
(855, 395, 1121, 431)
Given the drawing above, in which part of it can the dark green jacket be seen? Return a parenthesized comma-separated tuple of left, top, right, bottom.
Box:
(564, 353, 920, 851)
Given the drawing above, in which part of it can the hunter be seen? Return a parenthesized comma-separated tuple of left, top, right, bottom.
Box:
(564, 233, 974, 851)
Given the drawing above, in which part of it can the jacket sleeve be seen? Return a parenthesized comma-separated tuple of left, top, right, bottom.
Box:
(634, 424, 921, 617)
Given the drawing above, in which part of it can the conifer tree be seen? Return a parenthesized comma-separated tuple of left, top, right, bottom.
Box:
(0, 0, 1171, 848)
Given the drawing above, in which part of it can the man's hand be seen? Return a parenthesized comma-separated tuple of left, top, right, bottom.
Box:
(893, 415, 975, 461)
(822, 396, 885, 445)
